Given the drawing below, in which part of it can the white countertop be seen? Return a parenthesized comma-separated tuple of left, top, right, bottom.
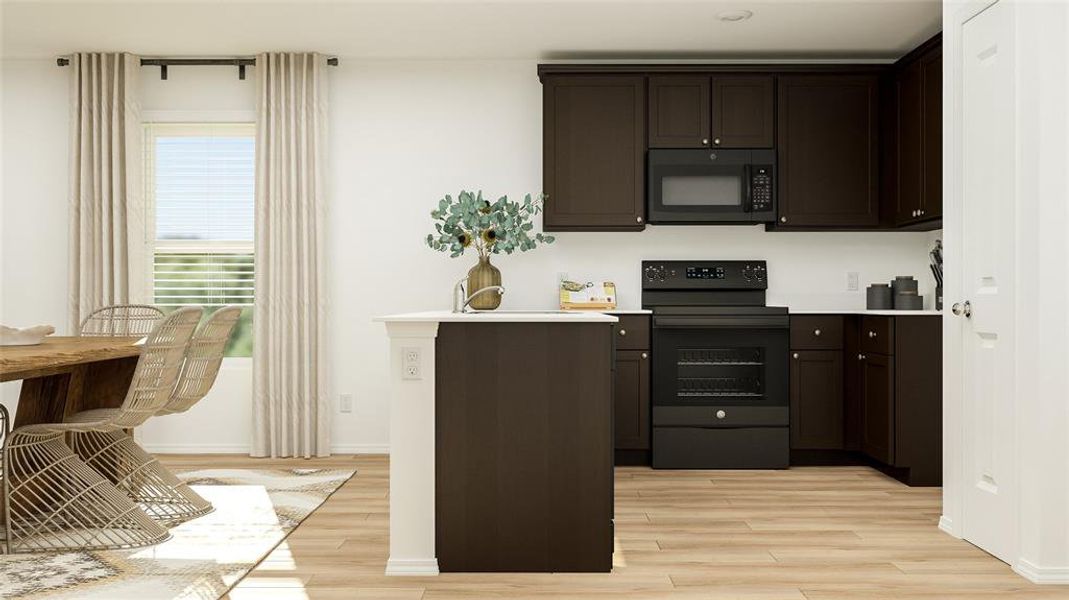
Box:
(374, 310, 618, 323)
(790, 309, 942, 316)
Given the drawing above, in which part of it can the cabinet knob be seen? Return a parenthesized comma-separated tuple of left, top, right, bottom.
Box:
(868, 331, 877, 338)
(636, 216, 643, 223)
(641, 352, 648, 359)
(713, 138, 721, 145)
(813, 329, 821, 336)
(618, 329, 626, 336)
(792, 352, 799, 359)
(920, 209, 925, 215)
(716, 410, 727, 419)
(702, 138, 709, 145)
(780, 216, 788, 223)
(858, 353, 865, 360)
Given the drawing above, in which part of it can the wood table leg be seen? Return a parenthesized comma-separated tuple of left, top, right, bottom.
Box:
(13, 365, 86, 428)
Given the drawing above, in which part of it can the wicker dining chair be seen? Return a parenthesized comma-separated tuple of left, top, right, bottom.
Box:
(1, 307, 202, 553)
(80, 304, 165, 337)
(69, 307, 243, 525)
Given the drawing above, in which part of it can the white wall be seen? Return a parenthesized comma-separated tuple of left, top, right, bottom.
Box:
(1, 58, 937, 453)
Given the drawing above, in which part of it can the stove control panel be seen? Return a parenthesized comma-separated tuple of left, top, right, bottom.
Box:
(642, 260, 768, 290)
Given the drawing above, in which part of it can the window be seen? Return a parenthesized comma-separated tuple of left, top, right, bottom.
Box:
(145, 123, 255, 356)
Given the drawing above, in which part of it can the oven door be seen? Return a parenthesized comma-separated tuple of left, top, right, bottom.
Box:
(651, 313, 788, 410)
(647, 149, 752, 224)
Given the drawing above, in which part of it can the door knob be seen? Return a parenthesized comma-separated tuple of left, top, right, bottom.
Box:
(716, 410, 727, 419)
(641, 352, 648, 359)
(952, 301, 972, 317)
(792, 352, 799, 359)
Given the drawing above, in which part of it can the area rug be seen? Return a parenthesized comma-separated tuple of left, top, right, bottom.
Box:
(0, 467, 355, 599)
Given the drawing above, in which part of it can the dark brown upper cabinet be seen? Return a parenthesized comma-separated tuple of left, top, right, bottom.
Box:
(648, 76, 710, 148)
(712, 76, 775, 148)
(895, 36, 943, 226)
(776, 74, 880, 228)
(542, 75, 646, 231)
(648, 75, 774, 149)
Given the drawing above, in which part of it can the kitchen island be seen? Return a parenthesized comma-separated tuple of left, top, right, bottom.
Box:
(375, 311, 618, 575)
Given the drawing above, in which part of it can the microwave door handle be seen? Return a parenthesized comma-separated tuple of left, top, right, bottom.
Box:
(743, 164, 753, 213)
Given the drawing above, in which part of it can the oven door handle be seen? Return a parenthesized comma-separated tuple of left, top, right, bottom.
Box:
(654, 315, 789, 329)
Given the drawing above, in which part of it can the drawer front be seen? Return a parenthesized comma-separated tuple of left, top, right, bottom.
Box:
(860, 316, 895, 355)
(613, 315, 650, 350)
(790, 315, 844, 350)
(652, 426, 789, 469)
(653, 406, 788, 428)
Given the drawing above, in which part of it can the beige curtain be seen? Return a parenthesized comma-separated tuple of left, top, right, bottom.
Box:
(68, 52, 145, 332)
(252, 53, 329, 458)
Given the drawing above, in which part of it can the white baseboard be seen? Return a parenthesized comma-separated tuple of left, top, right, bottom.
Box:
(938, 515, 958, 537)
(141, 442, 390, 455)
(143, 443, 252, 454)
(331, 443, 390, 455)
(1014, 559, 1069, 584)
(385, 558, 439, 576)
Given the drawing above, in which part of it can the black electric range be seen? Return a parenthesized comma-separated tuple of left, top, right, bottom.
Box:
(642, 260, 789, 469)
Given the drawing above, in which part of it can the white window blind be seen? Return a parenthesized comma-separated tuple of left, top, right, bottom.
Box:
(145, 123, 255, 356)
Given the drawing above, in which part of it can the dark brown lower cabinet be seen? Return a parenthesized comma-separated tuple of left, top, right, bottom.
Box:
(789, 314, 941, 486)
(859, 352, 895, 464)
(789, 350, 844, 450)
(435, 322, 613, 572)
(614, 350, 650, 451)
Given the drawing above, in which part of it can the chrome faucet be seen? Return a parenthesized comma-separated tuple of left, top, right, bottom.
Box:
(453, 277, 505, 313)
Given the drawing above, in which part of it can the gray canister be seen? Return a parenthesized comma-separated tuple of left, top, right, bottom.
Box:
(891, 276, 918, 296)
(895, 293, 924, 310)
(867, 283, 893, 309)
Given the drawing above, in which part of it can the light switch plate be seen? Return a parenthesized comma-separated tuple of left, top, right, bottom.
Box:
(402, 347, 421, 380)
(339, 393, 353, 413)
(847, 271, 860, 292)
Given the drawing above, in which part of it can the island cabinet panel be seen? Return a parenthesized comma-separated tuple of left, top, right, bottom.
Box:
(712, 75, 775, 148)
(776, 74, 880, 228)
(648, 76, 710, 148)
(435, 322, 614, 572)
(542, 75, 646, 231)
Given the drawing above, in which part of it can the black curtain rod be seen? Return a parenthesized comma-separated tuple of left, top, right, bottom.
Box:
(55, 56, 339, 80)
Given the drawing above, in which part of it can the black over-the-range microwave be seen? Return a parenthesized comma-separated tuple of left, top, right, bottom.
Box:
(647, 149, 776, 224)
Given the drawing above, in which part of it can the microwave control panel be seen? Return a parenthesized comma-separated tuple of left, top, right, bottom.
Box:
(750, 166, 773, 213)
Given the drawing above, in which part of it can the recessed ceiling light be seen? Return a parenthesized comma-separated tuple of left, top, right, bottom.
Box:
(717, 10, 754, 22)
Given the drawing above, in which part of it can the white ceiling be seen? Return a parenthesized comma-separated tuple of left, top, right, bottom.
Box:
(0, 0, 942, 61)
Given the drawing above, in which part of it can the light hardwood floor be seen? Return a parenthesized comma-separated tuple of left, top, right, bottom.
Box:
(159, 454, 1067, 599)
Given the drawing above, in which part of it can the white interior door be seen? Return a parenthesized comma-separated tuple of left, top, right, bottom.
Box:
(959, 0, 1017, 564)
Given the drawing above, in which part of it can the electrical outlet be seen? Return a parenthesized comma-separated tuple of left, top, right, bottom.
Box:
(402, 347, 422, 380)
(339, 393, 353, 414)
(846, 271, 860, 292)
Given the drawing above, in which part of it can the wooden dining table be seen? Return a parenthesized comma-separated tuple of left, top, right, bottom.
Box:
(1, 336, 143, 428)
